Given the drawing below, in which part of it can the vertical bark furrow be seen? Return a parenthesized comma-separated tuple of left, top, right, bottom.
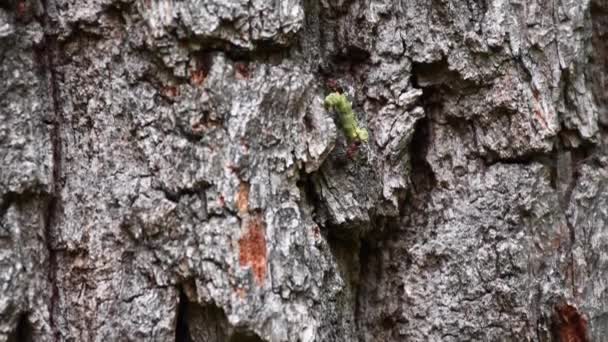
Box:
(39, 0, 62, 339)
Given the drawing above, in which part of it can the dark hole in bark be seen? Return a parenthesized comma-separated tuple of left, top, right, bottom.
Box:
(229, 331, 264, 342)
(175, 291, 265, 342)
(0, 191, 41, 221)
(339, 45, 370, 63)
(7, 313, 33, 342)
(175, 290, 191, 342)
(411, 59, 476, 90)
(192, 51, 214, 75)
(409, 117, 436, 194)
(354, 237, 373, 328)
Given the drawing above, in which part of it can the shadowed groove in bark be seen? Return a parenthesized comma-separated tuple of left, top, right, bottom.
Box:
(590, 0, 608, 129)
(0, 191, 41, 223)
(355, 80, 437, 338)
(353, 59, 453, 338)
(354, 236, 376, 335)
(228, 332, 264, 342)
(39, 0, 63, 340)
(7, 313, 33, 342)
(299, 169, 366, 339)
(408, 63, 437, 196)
(175, 289, 191, 342)
(554, 141, 598, 299)
(175, 288, 264, 342)
(408, 117, 436, 195)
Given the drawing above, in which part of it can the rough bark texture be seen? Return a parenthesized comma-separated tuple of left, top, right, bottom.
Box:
(1, 0, 608, 341)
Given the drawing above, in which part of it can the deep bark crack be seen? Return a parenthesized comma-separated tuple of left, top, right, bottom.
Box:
(7, 312, 33, 342)
(175, 289, 191, 342)
(39, 0, 63, 340)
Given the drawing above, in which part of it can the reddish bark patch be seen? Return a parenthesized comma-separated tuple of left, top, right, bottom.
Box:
(162, 85, 180, 98)
(311, 225, 320, 239)
(227, 164, 240, 174)
(238, 213, 267, 285)
(16, 1, 29, 17)
(325, 78, 342, 92)
(191, 120, 205, 134)
(190, 68, 206, 86)
(531, 87, 550, 130)
(346, 141, 361, 159)
(235, 62, 250, 79)
(191, 117, 221, 134)
(239, 138, 250, 153)
(236, 182, 249, 214)
(534, 107, 549, 130)
(555, 304, 589, 342)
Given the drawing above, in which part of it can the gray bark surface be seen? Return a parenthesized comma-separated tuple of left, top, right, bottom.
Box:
(1, 0, 607, 341)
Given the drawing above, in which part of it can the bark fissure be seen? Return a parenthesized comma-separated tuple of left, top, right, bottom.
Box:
(7, 312, 33, 342)
(408, 116, 436, 195)
(0, 191, 40, 223)
(175, 289, 191, 342)
(39, 0, 63, 339)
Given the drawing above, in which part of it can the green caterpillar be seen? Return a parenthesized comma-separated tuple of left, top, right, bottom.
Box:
(324, 92, 369, 143)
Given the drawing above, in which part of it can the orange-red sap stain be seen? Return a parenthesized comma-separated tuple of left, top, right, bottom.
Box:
(238, 213, 267, 285)
(555, 304, 589, 342)
(236, 182, 250, 214)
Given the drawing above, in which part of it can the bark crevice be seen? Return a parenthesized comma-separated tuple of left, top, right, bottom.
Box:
(7, 312, 33, 342)
(39, 0, 63, 340)
(176, 290, 264, 342)
(175, 289, 191, 342)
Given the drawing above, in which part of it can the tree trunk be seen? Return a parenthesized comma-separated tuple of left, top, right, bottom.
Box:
(1, 0, 607, 341)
